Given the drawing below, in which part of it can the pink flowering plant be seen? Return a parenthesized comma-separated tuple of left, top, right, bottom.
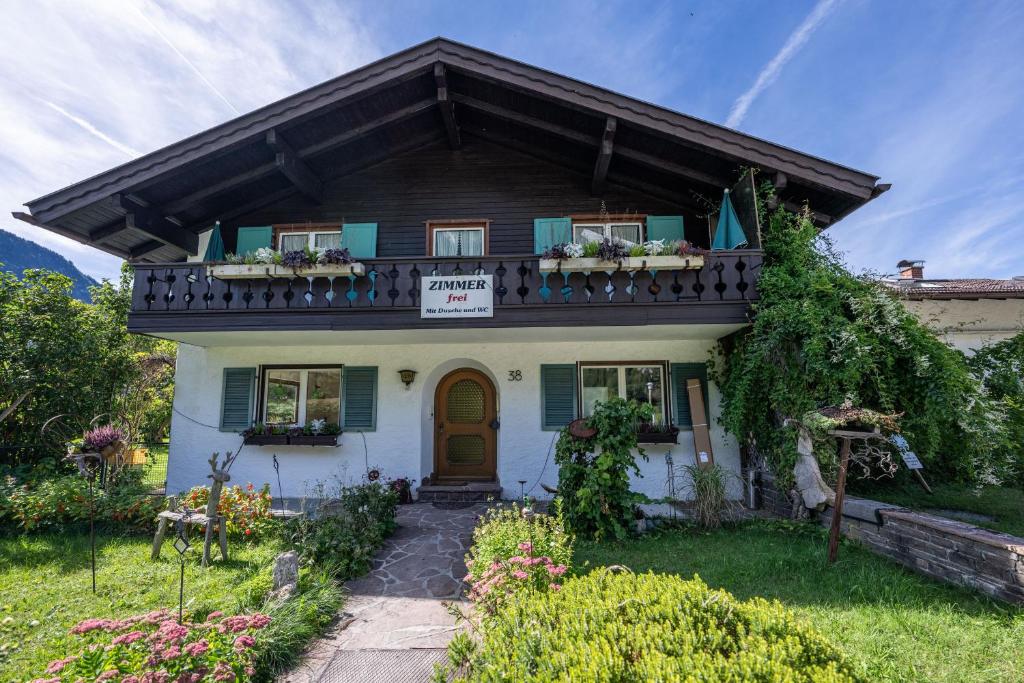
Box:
(31, 609, 270, 683)
(462, 504, 572, 613)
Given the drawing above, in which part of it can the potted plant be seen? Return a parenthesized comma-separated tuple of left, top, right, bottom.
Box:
(242, 423, 288, 446)
(288, 419, 342, 446)
(211, 246, 365, 279)
(539, 238, 706, 272)
(389, 477, 413, 504)
(81, 425, 128, 462)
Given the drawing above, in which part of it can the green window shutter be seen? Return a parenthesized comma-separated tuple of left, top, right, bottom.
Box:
(341, 223, 378, 258)
(235, 226, 273, 256)
(671, 363, 708, 429)
(533, 218, 572, 254)
(343, 366, 378, 431)
(541, 364, 578, 430)
(220, 367, 256, 432)
(646, 216, 685, 243)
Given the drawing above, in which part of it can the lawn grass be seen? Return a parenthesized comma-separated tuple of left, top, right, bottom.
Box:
(574, 522, 1024, 683)
(858, 482, 1024, 538)
(0, 531, 281, 681)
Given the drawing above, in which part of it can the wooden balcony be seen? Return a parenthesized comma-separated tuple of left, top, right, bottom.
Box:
(127, 250, 761, 335)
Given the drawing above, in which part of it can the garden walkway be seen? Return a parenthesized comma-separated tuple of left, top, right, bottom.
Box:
(281, 502, 489, 683)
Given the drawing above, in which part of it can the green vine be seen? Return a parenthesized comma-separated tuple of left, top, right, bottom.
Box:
(713, 195, 1007, 487)
(554, 398, 652, 540)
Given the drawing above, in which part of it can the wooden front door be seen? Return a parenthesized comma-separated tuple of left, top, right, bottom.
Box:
(434, 369, 497, 480)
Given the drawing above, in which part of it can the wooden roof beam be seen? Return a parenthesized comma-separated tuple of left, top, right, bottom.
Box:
(128, 239, 165, 259)
(591, 116, 616, 196)
(452, 93, 597, 146)
(11, 211, 130, 258)
(614, 146, 730, 189)
(266, 129, 323, 203)
(434, 63, 461, 150)
(113, 194, 198, 254)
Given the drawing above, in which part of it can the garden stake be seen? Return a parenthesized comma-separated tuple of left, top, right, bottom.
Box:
(273, 454, 285, 508)
(88, 474, 96, 593)
(173, 512, 192, 624)
(826, 436, 852, 564)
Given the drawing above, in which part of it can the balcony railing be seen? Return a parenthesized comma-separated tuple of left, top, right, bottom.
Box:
(128, 250, 761, 332)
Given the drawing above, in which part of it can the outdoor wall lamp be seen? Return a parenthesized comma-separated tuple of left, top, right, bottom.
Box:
(398, 369, 417, 387)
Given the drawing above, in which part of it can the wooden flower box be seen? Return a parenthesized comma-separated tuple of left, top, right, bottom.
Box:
(287, 434, 340, 446)
(244, 434, 288, 446)
(209, 263, 366, 280)
(538, 255, 704, 273)
(636, 425, 680, 444)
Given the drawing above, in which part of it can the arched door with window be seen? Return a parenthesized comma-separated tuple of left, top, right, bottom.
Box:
(433, 369, 497, 481)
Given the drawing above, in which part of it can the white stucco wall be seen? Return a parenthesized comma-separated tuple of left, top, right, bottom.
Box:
(166, 334, 742, 503)
(903, 299, 1024, 355)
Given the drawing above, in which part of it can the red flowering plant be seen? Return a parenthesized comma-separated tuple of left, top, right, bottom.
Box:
(30, 609, 270, 683)
(180, 483, 275, 541)
(465, 540, 568, 614)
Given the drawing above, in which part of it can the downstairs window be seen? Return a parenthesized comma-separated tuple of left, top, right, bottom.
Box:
(262, 367, 342, 426)
(579, 362, 667, 425)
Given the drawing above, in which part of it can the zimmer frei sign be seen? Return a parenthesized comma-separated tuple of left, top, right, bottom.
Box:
(421, 275, 494, 318)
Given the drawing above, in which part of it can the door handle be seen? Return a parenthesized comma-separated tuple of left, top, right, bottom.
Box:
(489, 418, 500, 430)
(438, 421, 444, 432)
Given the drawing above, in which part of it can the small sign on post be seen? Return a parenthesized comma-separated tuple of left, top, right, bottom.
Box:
(890, 435, 932, 493)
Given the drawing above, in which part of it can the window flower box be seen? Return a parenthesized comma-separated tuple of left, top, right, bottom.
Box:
(636, 424, 680, 444)
(538, 255, 704, 273)
(209, 263, 366, 280)
(287, 434, 341, 446)
(244, 434, 289, 446)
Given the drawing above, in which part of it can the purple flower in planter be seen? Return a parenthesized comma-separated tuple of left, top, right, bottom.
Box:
(82, 425, 125, 453)
(318, 248, 354, 265)
(281, 250, 312, 268)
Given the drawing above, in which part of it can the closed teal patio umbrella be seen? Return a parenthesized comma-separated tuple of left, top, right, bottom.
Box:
(202, 221, 225, 261)
(711, 189, 748, 250)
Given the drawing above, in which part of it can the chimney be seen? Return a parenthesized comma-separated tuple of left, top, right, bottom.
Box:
(897, 259, 924, 280)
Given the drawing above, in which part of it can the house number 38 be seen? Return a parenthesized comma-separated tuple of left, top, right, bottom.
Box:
(507, 370, 523, 382)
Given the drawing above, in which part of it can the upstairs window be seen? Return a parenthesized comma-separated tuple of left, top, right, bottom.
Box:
(279, 231, 341, 252)
(572, 221, 643, 246)
(579, 362, 667, 425)
(427, 220, 489, 256)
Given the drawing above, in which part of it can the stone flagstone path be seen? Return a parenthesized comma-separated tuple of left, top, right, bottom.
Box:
(282, 502, 489, 682)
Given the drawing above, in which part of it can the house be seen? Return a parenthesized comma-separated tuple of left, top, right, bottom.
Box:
(16, 38, 886, 502)
(884, 260, 1024, 354)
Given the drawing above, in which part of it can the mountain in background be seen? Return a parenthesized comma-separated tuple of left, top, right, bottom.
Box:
(0, 228, 99, 302)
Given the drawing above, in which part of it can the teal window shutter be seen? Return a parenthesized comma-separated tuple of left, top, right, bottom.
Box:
(541, 364, 578, 430)
(235, 226, 273, 256)
(533, 218, 572, 254)
(646, 216, 685, 243)
(220, 367, 256, 432)
(671, 363, 708, 429)
(341, 223, 378, 258)
(343, 366, 378, 431)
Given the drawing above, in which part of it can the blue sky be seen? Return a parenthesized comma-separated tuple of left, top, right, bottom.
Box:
(2, 0, 1022, 282)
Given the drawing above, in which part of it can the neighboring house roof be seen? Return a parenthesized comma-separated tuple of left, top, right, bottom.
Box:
(15, 37, 887, 263)
(884, 278, 1024, 300)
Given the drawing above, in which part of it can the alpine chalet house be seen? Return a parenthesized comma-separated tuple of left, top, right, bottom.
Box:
(17, 39, 886, 503)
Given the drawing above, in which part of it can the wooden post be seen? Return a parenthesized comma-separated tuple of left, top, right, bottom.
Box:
(827, 437, 852, 564)
(151, 496, 177, 560)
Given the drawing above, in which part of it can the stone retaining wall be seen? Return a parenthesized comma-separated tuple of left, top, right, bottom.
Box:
(757, 472, 1024, 604)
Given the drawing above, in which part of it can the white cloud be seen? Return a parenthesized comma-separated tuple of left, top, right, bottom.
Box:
(0, 0, 379, 281)
(725, 0, 839, 128)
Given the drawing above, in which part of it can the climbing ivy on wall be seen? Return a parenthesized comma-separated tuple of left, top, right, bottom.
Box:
(714, 189, 1008, 486)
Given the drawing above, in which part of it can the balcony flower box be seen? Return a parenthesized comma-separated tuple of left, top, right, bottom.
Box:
(538, 255, 704, 273)
(287, 434, 341, 446)
(209, 263, 366, 280)
(636, 423, 680, 444)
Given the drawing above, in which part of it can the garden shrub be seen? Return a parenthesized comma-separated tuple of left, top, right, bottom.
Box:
(716, 195, 1006, 486)
(685, 463, 730, 530)
(285, 482, 398, 580)
(31, 608, 271, 683)
(967, 330, 1024, 486)
(445, 570, 860, 682)
(180, 483, 275, 541)
(554, 397, 651, 540)
(0, 473, 163, 533)
(462, 505, 571, 613)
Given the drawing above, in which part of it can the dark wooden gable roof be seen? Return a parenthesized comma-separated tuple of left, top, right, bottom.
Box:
(17, 37, 887, 262)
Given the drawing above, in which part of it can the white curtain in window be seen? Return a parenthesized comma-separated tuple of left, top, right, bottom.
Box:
(314, 232, 341, 250)
(281, 233, 308, 252)
(609, 224, 641, 245)
(434, 229, 483, 256)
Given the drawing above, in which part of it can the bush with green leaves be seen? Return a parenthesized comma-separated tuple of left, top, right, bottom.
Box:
(462, 504, 572, 613)
(967, 331, 1024, 486)
(442, 570, 859, 682)
(554, 397, 651, 540)
(285, 482, 398, 580)
(715, 195, 1006, 485)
